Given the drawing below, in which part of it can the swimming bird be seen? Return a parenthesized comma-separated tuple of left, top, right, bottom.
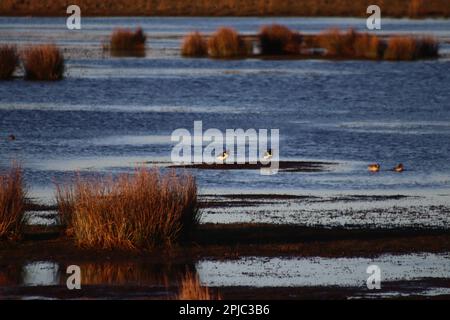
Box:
(263, 149, 273, 160)
(217, 150, 229, 161)
(368, 163, 380, 172)
(7, 134, 15, 141)
(393, 163, 404, 172)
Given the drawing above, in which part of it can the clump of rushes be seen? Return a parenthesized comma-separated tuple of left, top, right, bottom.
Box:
(23, 44, 64, 81)
(110, 27, 147, 57)
(178, 272, 221, 300)
(208, 27, 248, 58)
(317, 28, 359, 57)
(56, 168, 200, 250)
(259, 24, 302, 55)
(181, 31, 207, 57)
(315, 29, 439, 60)
(384, 36, 417, 60)
(353, 33, 385, 59)
(384, 36, 439, 60)
(415, 37, 439, 59)
(0, 165, 26, 240)
(0, 45, 19, 80)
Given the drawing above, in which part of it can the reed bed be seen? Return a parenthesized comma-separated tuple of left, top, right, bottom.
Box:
(22, 44, 64, 81)
(316, 28, 438, 60)
(109, 27, 147, 57)
(3, 0, 450, 18)
(208, 27, 248, 58)
(384, 36, 439, 60)
(178, 272, 221, 300)
(56, 168, 200, 250)
(259, 24, 302, 55)
(181, 31, 207, 57)
(0, 45, 19, 80)
(0, 165, 26, 239)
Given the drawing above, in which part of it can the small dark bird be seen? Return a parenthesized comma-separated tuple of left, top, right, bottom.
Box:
(393, 163, 404, 173)
(7, 134, 16, 141)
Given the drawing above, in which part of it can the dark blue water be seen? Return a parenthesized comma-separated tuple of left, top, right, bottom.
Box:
(1, 18, 450, 201)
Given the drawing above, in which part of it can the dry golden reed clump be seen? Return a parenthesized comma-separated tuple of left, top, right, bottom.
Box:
(317, 28, 359, 57)
(384, 36, 417, 60)
(207, 27, 248, 58)
(177, 272, 221, 300)
(109, 27, 147, 56)
(181, 31, 208, 57)
(56, 168, 200, 250)
(315, 28, 438, 60)
(259, 24, 302, 55)
(23, 44, 64, 80)
(384, 36, 439, 60)
(0, 45, 19, 80)
(0, 165, 26, 239)
(353, 32, 384, 59)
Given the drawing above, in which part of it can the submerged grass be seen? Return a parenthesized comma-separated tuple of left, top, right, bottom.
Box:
(0, 165, 26, 240)
(0, 45, 19, 80)
(109, 27, 147, 57)
(56, 168, 200, 250)
(23, 44, 64, 81)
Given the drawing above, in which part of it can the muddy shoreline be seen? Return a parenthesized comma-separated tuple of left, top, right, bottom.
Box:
(1, 224, 449, 264)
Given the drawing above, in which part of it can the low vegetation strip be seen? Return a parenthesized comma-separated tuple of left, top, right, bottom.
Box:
(1, 0, 449, 18)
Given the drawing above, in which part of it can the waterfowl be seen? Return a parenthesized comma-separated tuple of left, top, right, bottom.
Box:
(7, 134, 15, 141)
(368, 163, 380, 172)
(263, 149, 273, 160)
(217, 150, 229, 161)
(393, 163, 404, 172)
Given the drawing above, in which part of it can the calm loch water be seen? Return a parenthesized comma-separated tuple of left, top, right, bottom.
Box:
(1, 17, 450, 213)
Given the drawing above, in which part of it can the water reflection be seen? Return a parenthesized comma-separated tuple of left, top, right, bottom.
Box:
(22, 262, 60, 286)
(1, 254, 449, 299)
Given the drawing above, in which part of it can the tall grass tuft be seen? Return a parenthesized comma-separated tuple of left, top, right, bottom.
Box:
(259, 24, 302, 55)
(416, 36, 439, 58)
(317, 28, 359, 57)
(353, 33, 384, 59)
(0, 165, 26, 239)
(0, 45, 19, 80)
(178, 272, 221, 300)
(384, 36, 416, 60)
(181, 31, 207, 57)
(56, 168, 200, 250)
(207, 27, 247, 58)
(23, 44, 64, 81)
(110, 27, 147, 57)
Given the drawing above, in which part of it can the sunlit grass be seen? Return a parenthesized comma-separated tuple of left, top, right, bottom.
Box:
(181, 31, 208, 57)
(208, 27, 248, 58)
(177, 272, 221, 300)
(56, 168, 200, 250)
(0, 164, 26, 240)
(109, 27, 147, 57)
(259, 24, 302, 55)
(23, 44, 64, 81)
